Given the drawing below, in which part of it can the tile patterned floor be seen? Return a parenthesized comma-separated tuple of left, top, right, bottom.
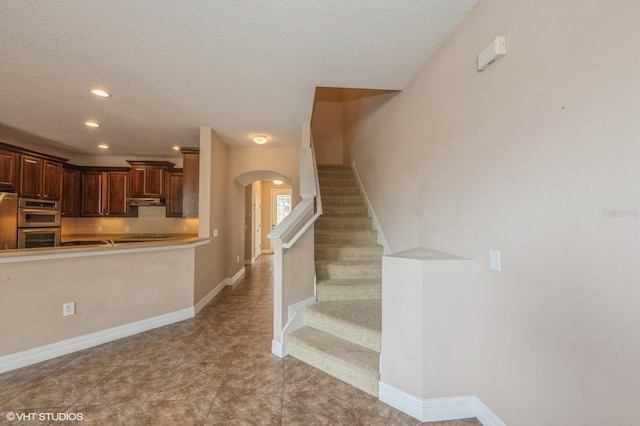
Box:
(0, 255, 481, 425)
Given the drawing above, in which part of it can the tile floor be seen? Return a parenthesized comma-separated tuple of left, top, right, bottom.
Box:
(0, 255, 481, 425)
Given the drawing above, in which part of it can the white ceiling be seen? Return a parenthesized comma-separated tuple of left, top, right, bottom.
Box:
(0, 0, 477, 156)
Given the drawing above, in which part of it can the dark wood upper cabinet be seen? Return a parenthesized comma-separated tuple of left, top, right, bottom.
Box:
(127, 161, 174, 198)
(0, 148, 18, 191)
(19, 156, 63, 201)
(42, 160, 62, 200)
(165, 169, 183, 218)
(62, 166, 82, 216)
(180, 148, 199, 218)
(19, 155, 43, 199)
(81, 169, 129, 217)
(1, 142, 67, 200)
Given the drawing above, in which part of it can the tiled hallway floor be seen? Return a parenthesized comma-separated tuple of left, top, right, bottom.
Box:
(0, 255, 481, 425)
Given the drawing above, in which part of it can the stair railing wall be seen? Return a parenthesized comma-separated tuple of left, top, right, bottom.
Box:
(268, 123, 322, 357)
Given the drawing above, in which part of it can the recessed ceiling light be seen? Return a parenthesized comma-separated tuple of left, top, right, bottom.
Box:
(84, 121, 100, 128)
(90, 88, 111, 98)
(172, 146, 180, 151)
(273, 180, 283, 185)
(253, 135, 268, 145)
(97, 143, 109, 149)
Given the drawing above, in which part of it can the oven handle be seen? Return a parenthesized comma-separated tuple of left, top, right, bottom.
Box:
(20, 208, 60, 214)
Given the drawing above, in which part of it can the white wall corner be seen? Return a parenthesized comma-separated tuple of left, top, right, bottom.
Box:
(195, 279, 227, 314)
(0, 308, 194, 374)
(474, 397, 507, 426)
(225, 267, 246, 286)
(352, 160, 391, 254)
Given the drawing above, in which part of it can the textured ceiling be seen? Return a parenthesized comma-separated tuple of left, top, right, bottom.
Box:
(0, 0, 477, 156)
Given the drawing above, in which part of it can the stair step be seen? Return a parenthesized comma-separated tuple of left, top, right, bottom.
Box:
(318, 178, 359, 187)
(315, 230, 378, 244)
(315, 216, 372, 230)
(316, 259, 382, 279)
(305, 300, 381, 351)
(321, 195, 366, 207)
(321, 205, 368, 217)
(320, 186, 361, 197)
(317, 278, 382, 301)
(288, 326, 380, 396)
(315, 244, 383, 260)
(317, 164, 352, 171)
(317, 168, 354, 177)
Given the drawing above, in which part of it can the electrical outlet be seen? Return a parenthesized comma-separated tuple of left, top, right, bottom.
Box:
(124, 226, 130, 233)
(236, 255, 240, 262)
(213, 229, 218, 237)
(63, 302, 76, 317)
(489, 250, 501, 272)
(97, 226, 103, 232)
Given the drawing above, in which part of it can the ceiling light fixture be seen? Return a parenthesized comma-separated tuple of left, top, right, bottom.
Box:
(97, 143, 109, 149)
(172, 146, 180, 151)
(90, 88, 111, 98)
(273, 180, 283, 185)
(84, 121, 100, 128)
(253, 135, 268, 145)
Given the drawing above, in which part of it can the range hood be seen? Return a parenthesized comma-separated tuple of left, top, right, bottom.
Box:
(127, 198, 165, 207)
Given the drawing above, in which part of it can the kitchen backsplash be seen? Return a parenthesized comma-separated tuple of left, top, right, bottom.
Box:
(62, 206, 199, 236)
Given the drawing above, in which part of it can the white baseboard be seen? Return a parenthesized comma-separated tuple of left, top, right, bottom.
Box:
(224, 267, 246, 285)
(272, 295, 316, 358)
(194, 279, 227, 314)
(0, 307, 194, 374)
(352, 160, 391, 255)
(378, 382, 504, 425)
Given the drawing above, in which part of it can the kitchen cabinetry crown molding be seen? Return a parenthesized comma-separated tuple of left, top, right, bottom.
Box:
(0, 141, 68, 163)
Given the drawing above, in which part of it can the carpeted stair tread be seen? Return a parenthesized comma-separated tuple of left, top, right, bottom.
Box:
(316, 259, 382, 279)
(305, 300, 381, 351)
(315, 216, 372, 230)
(321, 195, 365, 206)
(315, 243, 383, 260)
(288, 326, 379, 396)
(315, 229, 378, 244)
(321, 205, 369, 216)
(316, 278, 382, 301)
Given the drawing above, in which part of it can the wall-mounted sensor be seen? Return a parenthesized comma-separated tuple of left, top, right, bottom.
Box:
(478, 36, 506, 71)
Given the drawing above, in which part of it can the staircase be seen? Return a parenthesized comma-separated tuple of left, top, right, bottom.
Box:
(288, 164, 383, 396)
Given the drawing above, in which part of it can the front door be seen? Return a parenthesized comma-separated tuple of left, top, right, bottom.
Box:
(270, 188, 292, 252)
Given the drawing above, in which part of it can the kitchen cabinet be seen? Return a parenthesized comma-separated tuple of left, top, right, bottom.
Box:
(81, 169, 129, 217)
(180, 148, 199, 218)
(61, 165, 82, 216)
(127, 161, 175, 198)
(19, 155, 62, 201)
(164, 169, 183, 217)
(0, 148, 18, 191)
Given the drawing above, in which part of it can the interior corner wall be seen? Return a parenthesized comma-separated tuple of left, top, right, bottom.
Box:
(244, 185, 252, 262)
(312, 101, 345, 165)
(194, 128, 228, 304)
(348, 0, 640, 424)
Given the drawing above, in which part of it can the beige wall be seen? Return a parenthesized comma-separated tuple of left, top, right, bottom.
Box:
(193, 128, 229, 304)
(347, 0, 640, 424)
(312, 101, 345, 164)
(0, 248, 194, 356)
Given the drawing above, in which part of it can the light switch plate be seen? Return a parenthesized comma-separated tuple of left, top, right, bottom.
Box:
(489, 250, 501, 271)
